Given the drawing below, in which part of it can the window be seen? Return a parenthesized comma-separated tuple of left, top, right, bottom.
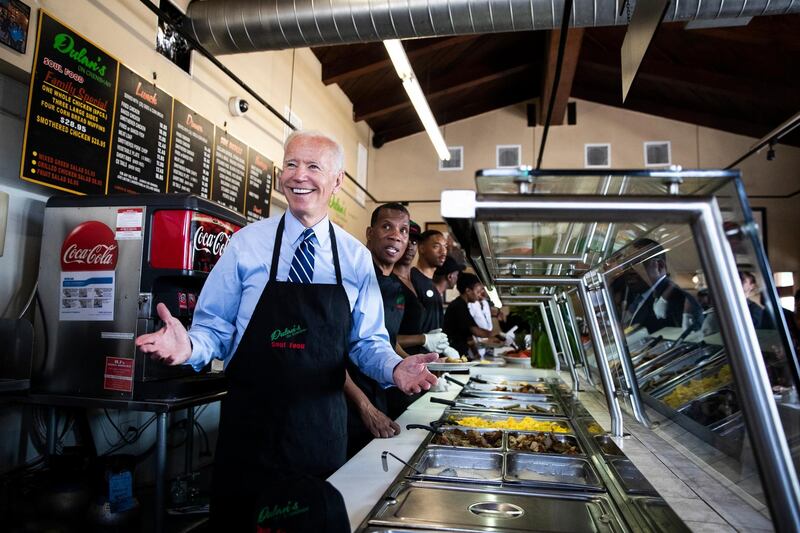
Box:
(644, 141, 671, 166)
(496, 145, 521, 168)
(584, 144, 611, 168)
(439, 146, 463, 171)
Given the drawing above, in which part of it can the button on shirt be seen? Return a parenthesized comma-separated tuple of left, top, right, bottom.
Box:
(187, 211, 402, 387)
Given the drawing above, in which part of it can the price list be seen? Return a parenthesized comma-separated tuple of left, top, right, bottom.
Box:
(211, 130, 248, 213)
(244, 149, 273, 222)
(20, 12, 118, 195)
(167, 99, 214, 198)
(107, 66, 173, 194)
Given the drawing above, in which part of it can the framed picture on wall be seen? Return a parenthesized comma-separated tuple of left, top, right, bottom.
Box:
(752, 206, 768, 255)
(0, 0, 30, 54)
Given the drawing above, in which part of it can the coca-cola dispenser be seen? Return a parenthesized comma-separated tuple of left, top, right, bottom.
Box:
(33, 194, 246, 399)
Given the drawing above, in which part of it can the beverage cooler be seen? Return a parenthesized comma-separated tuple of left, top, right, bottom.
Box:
(33, 194, 247, 400)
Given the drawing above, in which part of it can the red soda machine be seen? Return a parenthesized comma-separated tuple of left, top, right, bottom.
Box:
(33, 194, 246, 399)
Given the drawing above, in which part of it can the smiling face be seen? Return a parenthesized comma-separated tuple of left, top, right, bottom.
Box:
(281, 135, 344, 227)
(366, 208, 410, 269)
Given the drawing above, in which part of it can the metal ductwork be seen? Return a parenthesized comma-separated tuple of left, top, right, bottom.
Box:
(185, 0, 800, 54)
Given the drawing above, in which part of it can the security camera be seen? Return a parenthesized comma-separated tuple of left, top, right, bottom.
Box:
(228, 97, 249, 116)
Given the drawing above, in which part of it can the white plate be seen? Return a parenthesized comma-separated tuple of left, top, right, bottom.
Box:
(427, 361, 480, 372)
(492, 346, 515, 356)
(502, 355, 531, 366)
(476, 359, 506, 367)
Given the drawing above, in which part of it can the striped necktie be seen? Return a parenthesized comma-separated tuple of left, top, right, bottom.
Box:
(288, 228, 316, 283)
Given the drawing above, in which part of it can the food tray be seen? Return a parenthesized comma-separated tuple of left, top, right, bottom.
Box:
(442, 410, 573, 434)
(448, 396, 563, 416)
(429, 426, 504, 451)
(504, 453, 603, 490)
(411, 448, 503, 483)
(463, 381, 551, 397)
(678, 387, 739, 427)
(472, 374, 546, 385)
(639, 346, 724, 394)
(594, 435, 624, 456)
(609, 458, 657, 495)
(506, 431, 584, 456)
(653, 363, 732, 410)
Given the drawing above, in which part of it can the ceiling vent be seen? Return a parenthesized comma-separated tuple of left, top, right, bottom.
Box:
(644, 141, 671, 166)
(585, 144, 611, 168)
(440, 146, 463, 171)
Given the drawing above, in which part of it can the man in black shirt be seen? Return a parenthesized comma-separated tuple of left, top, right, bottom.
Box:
(444, 273, 494, 359)
(345, 203, 411, 455)
(411, 230, 447, 342)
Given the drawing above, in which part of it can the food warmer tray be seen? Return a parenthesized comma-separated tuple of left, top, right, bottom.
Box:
(448, 395, 564, 416)
(440, 409, 574, 433)
(365, 481, 625, 533)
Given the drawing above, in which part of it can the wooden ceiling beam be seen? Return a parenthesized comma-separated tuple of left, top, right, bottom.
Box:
(374, 88, 534, 144)
(319, 35, 479, 86)
(538, 27, 585, 126)
(580, 60, 799, 107)
(571, 82, 777, 140)
(355, 63, 535, 122)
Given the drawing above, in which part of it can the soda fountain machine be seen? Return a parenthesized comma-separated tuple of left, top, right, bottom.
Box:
(33, 194, 247, 399)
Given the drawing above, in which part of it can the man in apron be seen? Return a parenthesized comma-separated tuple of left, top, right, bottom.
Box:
(136, 130, 438, 530)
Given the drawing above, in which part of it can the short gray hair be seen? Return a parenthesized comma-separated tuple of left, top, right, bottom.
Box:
(284, 130, 344, 173)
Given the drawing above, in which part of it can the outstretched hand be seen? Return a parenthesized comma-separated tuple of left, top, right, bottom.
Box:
(393, 352, 438, 394)
(135, 303, 192, 365)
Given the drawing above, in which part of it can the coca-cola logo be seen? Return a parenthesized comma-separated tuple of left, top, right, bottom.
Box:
(193, 226, 231, 257)
(60, 221, 118, 271)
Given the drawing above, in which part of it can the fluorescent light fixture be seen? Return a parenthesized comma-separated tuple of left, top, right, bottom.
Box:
(383, 39, 450, 161)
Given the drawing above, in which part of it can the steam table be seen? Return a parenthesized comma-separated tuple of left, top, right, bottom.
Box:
(15, 390, 227, 533)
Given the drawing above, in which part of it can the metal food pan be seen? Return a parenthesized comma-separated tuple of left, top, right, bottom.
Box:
(635, 342, 700, 378)
(472, 374, 546, 385)
(506, 431, 584, 456)
(609, 458, 657, 495)
(652, 367, 732, 411)
(411, 448, 504, 483)
(464, 381, 551, 396)
(642, 349, 726, 396)
(449, 396, 563, 416)
(367, 481, 625, 532)
(594, 435, 624, 456)
(429, 426, 504, 451)
(442, 410, 573, 434)
(504, 453, 603, 491)
(677, 387, 739, 427)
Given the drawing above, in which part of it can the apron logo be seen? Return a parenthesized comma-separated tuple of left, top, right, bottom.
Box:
(270, 324, 307, 350)
(395, 294, 405, 310)
(257, 500, 310, 523)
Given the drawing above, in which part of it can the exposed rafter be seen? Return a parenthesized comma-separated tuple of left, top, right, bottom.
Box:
(538, 28, 584, 125)
(317, 36, 479, 86)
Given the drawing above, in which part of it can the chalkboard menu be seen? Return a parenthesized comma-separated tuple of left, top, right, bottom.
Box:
(167, 99, 214, 198)
(107, 66, 173, 194)
(245, 149, 273, 222)
(211, 130, 247, 213)
(20, 12, 119, 195)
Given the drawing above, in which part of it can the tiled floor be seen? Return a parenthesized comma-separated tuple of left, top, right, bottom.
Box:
(579, 391, 774, 532)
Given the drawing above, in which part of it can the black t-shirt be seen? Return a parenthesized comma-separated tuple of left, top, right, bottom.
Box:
(411, 267, 443, 332)
(443, 296, 477, 358)
(374, 262, 405, 347)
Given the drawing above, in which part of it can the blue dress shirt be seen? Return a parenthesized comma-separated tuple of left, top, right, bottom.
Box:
(187, 210, 402, 387)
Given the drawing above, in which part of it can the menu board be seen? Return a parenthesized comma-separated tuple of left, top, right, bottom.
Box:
(210, 130, 247, 213)
(107, 66, 173, 194)
(20, 12, 119, 195)
(245, 149, 273, 222)
(167, 99, 214, 198)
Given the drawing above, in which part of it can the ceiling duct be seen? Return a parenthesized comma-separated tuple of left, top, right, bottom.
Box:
(185, 0, 800, 54)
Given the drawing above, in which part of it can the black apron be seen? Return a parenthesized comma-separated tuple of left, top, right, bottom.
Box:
(210, 215, 351, 531)
(346, 265, 404, 456)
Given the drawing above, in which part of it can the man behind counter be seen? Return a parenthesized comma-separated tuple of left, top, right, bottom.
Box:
(444, 273, 495, 359)
(408, 230, 448, 352)
(135, 130, 438, 531)
(345, 202, 413, 456)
